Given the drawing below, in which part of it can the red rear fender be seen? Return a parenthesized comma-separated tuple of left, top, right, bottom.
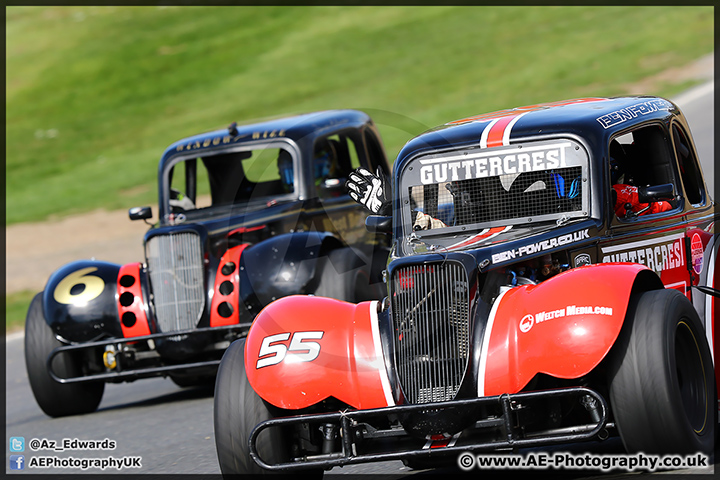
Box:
(245, 296, 394, 410)
(479, 263, 658, 396)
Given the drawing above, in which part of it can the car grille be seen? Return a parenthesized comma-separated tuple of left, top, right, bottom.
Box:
(391, 261, 470, 404)
(146, 232, 205, 333)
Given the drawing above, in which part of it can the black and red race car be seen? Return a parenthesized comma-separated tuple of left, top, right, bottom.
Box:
(24, 110, 391, 417)
(214, 96, 717, 475)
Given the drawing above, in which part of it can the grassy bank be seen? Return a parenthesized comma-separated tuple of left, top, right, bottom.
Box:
(7, 6, 713, 226)
(5, 291, 36, 333)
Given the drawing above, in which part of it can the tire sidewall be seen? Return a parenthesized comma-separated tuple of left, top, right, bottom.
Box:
(609, 288, 715, 454)
(213, 338, 289, 475)
(24, 292, 104, 417)
(659, 292, 714, 448)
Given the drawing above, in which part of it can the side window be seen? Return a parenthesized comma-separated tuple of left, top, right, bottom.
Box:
(672, 124, 705, 205)
(609, 124, 679, 220)
(313, 134, 356, 199)
(363, 130, 388, 175)
(347, 136, 361, 169)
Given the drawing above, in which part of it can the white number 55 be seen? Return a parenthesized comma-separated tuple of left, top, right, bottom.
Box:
(256, 331, 324, 369)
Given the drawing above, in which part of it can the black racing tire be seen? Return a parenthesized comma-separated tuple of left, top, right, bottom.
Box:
(608, 288, 716, 454)
(214, 338, 321, 476)
(314, 247, 383, 303)
(24, 292, 105, 417)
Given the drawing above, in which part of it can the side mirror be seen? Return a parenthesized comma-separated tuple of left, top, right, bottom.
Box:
(365, 215, 392, 234)
(637, 183, 675, 203)
(129, 206, 153, 222)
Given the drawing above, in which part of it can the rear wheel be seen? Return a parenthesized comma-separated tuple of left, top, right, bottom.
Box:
(25, 292, 105, 417)
(608, 288, 716, 454)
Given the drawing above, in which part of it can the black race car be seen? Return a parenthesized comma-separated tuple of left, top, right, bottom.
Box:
(25, 110, 391, 417)
(214, 96, 717, 475)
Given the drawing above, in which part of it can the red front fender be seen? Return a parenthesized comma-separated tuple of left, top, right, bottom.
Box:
(479, 263, 660, 397)
(245, 296, 394, 410)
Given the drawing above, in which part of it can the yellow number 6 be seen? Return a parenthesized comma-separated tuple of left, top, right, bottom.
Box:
(53, 267, 105, 305)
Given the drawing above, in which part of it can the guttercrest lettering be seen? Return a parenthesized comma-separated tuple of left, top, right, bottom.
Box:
(418, 142, 573, 185)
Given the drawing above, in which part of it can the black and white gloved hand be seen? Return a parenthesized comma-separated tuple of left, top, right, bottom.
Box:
(345, 168, 390, 215)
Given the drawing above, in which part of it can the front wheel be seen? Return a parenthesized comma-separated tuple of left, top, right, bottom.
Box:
(214, 338, 314, 475)
(24, 292, 105, 417)
(608, 288, 716, 454)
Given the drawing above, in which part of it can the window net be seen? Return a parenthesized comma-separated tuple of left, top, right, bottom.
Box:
(408, 166, 583, 229)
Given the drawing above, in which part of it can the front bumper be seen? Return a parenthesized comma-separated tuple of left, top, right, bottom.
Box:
(250, 387, 609, 471)
(47, 323, 251, 383)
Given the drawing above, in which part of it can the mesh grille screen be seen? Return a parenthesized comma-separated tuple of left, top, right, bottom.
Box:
(146, 232, 205, 332)
(409, 167, 583, 228)
(391, 262, 470, 404)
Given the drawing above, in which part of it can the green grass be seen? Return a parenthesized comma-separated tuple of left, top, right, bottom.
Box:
(5, 291, 36, 333)
(6, 5, 714, 226)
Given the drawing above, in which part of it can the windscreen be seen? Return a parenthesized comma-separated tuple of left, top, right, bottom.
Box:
(202, 147, 294, 205)
(398, 139, 590, 250)
(166, 146, 296, 217)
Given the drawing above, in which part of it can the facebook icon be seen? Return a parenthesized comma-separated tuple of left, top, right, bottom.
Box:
(10, 455, 25, 470)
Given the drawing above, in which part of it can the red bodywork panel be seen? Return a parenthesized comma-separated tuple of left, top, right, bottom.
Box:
(246, 297, 394, 410)
(210, 244, 249, 327)
(479, 263, 648, 397)
(247, 263, 702, 412)
(117, 262, 152, 338)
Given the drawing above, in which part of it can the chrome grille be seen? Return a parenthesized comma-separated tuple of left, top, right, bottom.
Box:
(391, 262, 470, 404)
(146, 232, 205, 332)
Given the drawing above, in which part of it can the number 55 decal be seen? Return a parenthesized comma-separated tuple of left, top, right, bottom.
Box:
(256, 331, 324, 369)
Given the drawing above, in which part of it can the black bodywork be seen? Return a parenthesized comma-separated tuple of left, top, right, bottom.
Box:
(35, 110, 391, 387)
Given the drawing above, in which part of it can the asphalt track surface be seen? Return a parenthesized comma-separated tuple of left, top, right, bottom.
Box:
(4, 83, 715, 476)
